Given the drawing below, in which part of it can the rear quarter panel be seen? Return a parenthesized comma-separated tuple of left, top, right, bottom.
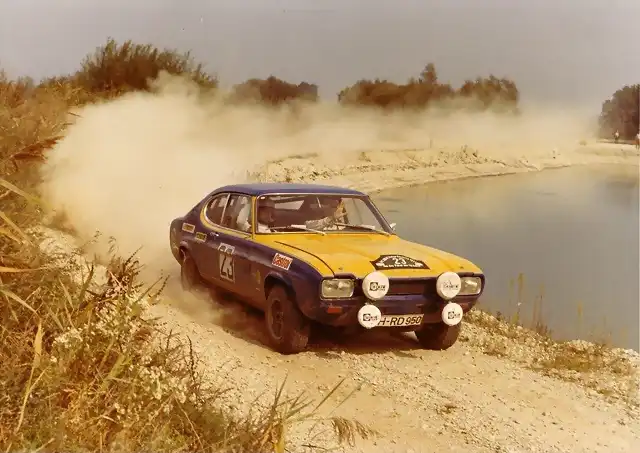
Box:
(169, 217, 183, 261)
(169, 198, 209, 262)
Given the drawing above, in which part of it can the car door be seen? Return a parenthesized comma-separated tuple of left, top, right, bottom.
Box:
(200, 192, 255, 299)
(189, 192, 228, 281)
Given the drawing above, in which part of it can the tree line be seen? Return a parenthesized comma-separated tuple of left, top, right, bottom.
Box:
(2, 38, 638, 138)
(2, 38, 519, 113)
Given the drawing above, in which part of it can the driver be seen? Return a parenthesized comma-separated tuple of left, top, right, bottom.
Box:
(256, 197, 276, 232)
(305, 196, 346, 230)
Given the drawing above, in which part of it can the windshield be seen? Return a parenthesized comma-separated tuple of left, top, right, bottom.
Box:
(255, 194, 391, 234)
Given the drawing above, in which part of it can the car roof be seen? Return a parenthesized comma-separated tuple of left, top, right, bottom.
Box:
(212, 182, 367, 197)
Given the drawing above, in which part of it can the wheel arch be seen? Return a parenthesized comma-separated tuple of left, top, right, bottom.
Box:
(264, 273, 296, 302)
(178, 243, 191, 260)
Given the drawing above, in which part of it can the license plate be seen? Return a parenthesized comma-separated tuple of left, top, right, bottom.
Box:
(376, 314, 424, 327)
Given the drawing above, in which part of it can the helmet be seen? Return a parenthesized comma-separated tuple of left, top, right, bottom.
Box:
(258, 197, 275, 209)
(257, 197, 276, 224)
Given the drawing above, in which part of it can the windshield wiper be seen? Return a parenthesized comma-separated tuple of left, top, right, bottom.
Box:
(270, 225, 327, 235)
(332, 223, 391, 236)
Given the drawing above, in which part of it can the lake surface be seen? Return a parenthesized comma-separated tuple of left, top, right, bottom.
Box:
(373, 165, 639, 351)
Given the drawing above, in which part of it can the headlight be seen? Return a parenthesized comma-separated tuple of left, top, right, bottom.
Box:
(321, 279, 355, 298)
(459, 277, 482, 296)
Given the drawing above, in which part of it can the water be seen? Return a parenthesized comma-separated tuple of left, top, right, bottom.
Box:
(373, 165, 640, 351)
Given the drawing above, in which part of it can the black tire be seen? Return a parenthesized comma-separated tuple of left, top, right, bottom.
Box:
(208, 285, 228, 304)
(265, 285, 310, 354)
(415, 322, 462, 350)
(180, 251, 204, 293)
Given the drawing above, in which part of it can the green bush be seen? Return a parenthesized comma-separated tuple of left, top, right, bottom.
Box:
(337, 63, 519, 112)
(75, 38, 218, 95)
(231, 76, 319, 105)
(598, 84, 640, 140)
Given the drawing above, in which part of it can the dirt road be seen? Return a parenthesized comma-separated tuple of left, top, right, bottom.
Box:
(147, 283, 640, 453)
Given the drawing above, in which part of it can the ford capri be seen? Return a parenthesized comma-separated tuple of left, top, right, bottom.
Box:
(169, 183, 485, 354)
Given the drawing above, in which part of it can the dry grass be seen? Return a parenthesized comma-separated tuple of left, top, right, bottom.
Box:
(0, 39, 377, 451)
(0, 36, 378, 449)
(462, 274, 639, 406)
(537, 342, 633, 375)
(466, 307, 626, 371)
(469, 272, 619, 351)
(0, 179, 374, 452)
(464, 307, 639, 407)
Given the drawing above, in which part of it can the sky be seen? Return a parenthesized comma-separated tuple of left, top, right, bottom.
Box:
(0, 0, 637, 110)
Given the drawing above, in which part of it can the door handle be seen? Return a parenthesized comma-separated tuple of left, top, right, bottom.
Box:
(209, 231, 219, 238)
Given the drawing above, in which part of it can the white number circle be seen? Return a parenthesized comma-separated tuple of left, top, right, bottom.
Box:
(436, 271, 462, 300)
(441, 302, 464, 326)
(362, 271, 390, 300)
(357, 304, 382, 329)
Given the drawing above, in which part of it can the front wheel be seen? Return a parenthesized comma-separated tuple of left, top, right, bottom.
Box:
(265, 285, 311, 354)
(415, 322, 461, 350)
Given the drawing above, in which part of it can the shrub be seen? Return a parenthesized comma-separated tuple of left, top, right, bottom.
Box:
(598, 84, 640, 140)
(0, 72, 35, 108)
(75, 38, 218, 96)
(1, 37, 221, 188)
(337, 62, 519, 112)
(0, 75, 75, 189)
(230, 76, 319, 105)
(456, 75, 519, 113)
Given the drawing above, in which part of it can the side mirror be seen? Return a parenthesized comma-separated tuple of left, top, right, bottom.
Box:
(389, 222, 397, 232)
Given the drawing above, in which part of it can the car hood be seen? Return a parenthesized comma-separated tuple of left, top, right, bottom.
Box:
(267, 234, 482, 278)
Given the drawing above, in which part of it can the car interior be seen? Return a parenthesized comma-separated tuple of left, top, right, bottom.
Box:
(204, 194, 228, 226)
(204, 193, 353, 231)
(264, 195, 348, 228)
(221, 195, 248, 229)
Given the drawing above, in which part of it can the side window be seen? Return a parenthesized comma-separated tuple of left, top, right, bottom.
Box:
(221, 194, 252, 232)
(204, 193, 229, 226)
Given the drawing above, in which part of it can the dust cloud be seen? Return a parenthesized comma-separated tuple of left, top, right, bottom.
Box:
(39, 72, 596, 283)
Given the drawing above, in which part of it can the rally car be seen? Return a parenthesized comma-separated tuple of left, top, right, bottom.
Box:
(169, 182, 485, 354)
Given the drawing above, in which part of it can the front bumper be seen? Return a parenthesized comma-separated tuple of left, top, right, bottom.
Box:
(303, 274, 484, 329)
(310, 295, 480, 329)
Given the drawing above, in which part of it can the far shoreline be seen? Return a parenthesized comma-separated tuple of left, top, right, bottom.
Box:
(367, 159, 639, 195)
(259, 143, 640, 195)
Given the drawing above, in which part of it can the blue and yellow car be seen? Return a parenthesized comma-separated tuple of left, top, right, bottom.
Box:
(169, 182, 485, 354)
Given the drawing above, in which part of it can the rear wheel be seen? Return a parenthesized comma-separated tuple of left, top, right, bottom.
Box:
(415, 322, 461, 350)
(265, 285, 310, 354)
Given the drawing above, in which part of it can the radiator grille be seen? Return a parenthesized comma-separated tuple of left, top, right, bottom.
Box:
(355, 278, 438, 297)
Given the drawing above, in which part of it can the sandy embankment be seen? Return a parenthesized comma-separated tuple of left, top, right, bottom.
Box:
(255, 141, 639, 194)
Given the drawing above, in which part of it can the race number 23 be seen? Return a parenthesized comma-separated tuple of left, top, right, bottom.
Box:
(218, 243, 235, 283)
